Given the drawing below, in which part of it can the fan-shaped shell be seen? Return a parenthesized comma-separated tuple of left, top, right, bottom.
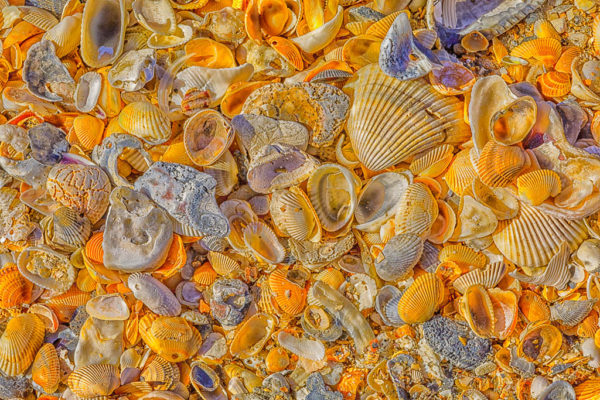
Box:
(268, 268, 307, 315)
(139, 314, 203, 362)
(343, 64, 470, 171)
(0, 263, 32, 308)
(475, 141, 528, 187)
(80, 0, 127, 68)
(575, 377, 600, 399)
(43, 13, 81, 58)
(118, 101, 171, 145)
(19, 6, 58, 31)
(460, 284, 496, 338)
(207, 251, 240, 277)
(365, 11, 404, 38)
(270, 186, 321, 242)
(511, 37, 562, 68)
(354, 172, 409, 232)
(537, 71, 571, 98)
(0, 313, 45, 376)
(394, 182, 438, 238)
(267, 36, 304, 71)
(519, 290, 551, 323)
(43, 206, 92, 252)
(452, 262, 506, 294)
(140, 356, 179, 390)
(72, 114, 105, 150)
(550, 299, 596, 327)
(67, 364, 121, 398)
(32, 343, 60, 394)
(375, 233, 423, 282)
(510, 240, 571, 290)
(444, 148, 478, 195)
(439, 244, 487, 269)
(230, 313, 276, 358)
(493, 201, 587, 270)
(555, 46, 582, 74)
(397, 272, 443, 324)
(410, 144, 454, 177)
(183, 109, 234, 167)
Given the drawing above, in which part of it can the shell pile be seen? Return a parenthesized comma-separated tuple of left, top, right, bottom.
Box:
(2, 0, 600, 399)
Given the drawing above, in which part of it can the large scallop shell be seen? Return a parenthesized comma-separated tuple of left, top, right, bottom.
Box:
(396, 272, 444, 324)
(394, 182, 439, 238)
(517, 169, 562, 205)
(270, 186, 322, 242)
(230, 313, 276, 358)
(32, 343, 61, 393)
(17, 245, 76, 293)
(374, 233, 423, 281)
(67, 364, 121, 398)
(80, 0, 127, 68)
(0, 313, 45, 376)
(118, 101, 171, 145)
(183, 109, 234, 167)
(354, 172, 409, 232)
(0, 263, 33, 308)
(343, 64, 470, 171)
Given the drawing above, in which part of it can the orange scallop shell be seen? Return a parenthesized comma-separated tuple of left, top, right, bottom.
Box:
(45, 286, 92, 322)
(72, 114, 105, 150)
(511, 37, 562, 68)
(67, 364, 121, 398)
(267, 36, 304, 71)
(32, 343, 61, 394)
(576, 310, 599, 338)
(438, 244, 487, 269)
(410, 144, 454, 178)
(534, 19, 561, 40)
(575, 377, 600, 399)
(76, 268, 97, 292)
(85, 231, 104, 264)
(0, 263, 33, 308)
(192, 262, 218, 286)
(365, 11, 405, 39)
(443, 148, 478, 196)
(537, 70, 571, 98)
(397, 272, 444, 324)
(554, 46, 582, 74)
(268, 268, 307, 315)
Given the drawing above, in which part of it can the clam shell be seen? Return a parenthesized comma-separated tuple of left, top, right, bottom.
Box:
(19, 6, 59, 31)
(270, 186, 322, 242)
(243, 221, 285, 264)
(185, 37, 236, 69)
(577, 239, 600, 273)
(132, 0, 176, 35)
(44, 206, 92, 251)
(444, 148, 478, 195)
(230, 313, 276, 358)
(429, 199, 457, 244)
(128, 273, 181, 316)
(32, 343, 60, 393)
(81, 0, 126, 68)
(397, 272, 444, 324)
(550, 299, 596, 327)
(190, 361, 219, 393)
(474, 141, 528, 188)
(492, 201, 587, 270)
(510, 241, 571, 290)
(221, 81, 270, 119)
(0, 313, 45, 376)
(429, 61, 476, 96)
(291, 5, 342, 53)
(118, 101, 171, 145)
(439, 244, 487, 269)
(22, 40, 75, 102)
(460, 284, 495, 338)
(17, 245, 76, 293)
(207, 251, 240, 277)
(344, 64, 470, 171)
(86, 293, 130, 321)
(183, 109, 234, 167)
(0, 263, 32, 308)
(453, 262, 507, 294)
(75, 71, 102, 113)
(139, 314, 203, 362)
(488, 288, 518, 339)
(141, 356, 179, 390)
(42, 13, 81, 58)
(268, 268, 306, 315)
(375, 233, 423, 281)
(394, 182, 438, 238)
(67, 364, 121, 398)
(354, 172, 409, 232)
(342, 34, 382, 69)
(461, 31, 489, 52)
(410, 144, 454, 178)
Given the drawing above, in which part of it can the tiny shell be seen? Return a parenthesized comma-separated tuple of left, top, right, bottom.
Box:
(461, 31, 489, 52)
(75, 71, 102, 113)
(127, 273, 181, 316)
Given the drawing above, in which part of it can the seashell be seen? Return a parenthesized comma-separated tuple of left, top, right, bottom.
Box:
(80, 0, 126, 68)
(394, 182, 438, 238)
(452, 194, 498, 241)
(27, 122, 70, 167)
(344, 64, 469, 171)
(444, 148, 478, 195)
(510, 241, 570, 291)
(192, 263, 217, 286)
(439, 244, 487, 269)
(207, 251, 240, 277)
(72, 115, 105, 150)
(242, 81, 349, 148)
(538, 381, 575, 400)
(461, 31, 488, 52)
(578, 312, 599, 338)
(183, 109, 234, 167)
(139, 314, 203, 362)
(47, 163, 110, 224)
(307, 163, 357, 233)
(42, 14, 81, 58)
(291, 6, 342, 53)
(19, 6, 59, 31)
(519, 290, 550, 324)
(22, 40, 75, 102)
(577, 239, 600, 273)
(170, 0, 208, 9)
(67, 364, 121, 398)
(268, 268, 306, 315)
(554, 46, 582, 74)
(575, 377, 600, 399)
(459, 284, 495, 337)
(140, 356, 179, 390)
(364, 11, 403, 38)
(43, 206, 92, 252)
(397, 272, 444, 324)
(265, 347, 289, 372)
(208, 279, 251, 328)
(32, 343, 60, 393)
(550, 299, 596, 327)
(469, 75, 537, 154)
(75, 71, 102, 113)
(475, 141, 528, 187)
(410, 144, 454, 178)
(342, 34, 382, 69)
(301, 304, 343, 341)
(452, 261, 506, 295)
(147, 24, 193, 49)
(374, 233, 423, 281)
(518, 320, 562, 364)
(135, 161, 229, 237)
(0, 313, 45, 376)
(108, 49, 156, 92)
(203, 150, 238, 197)
(221, 81, 270, 119)
(493, 201, 587, 270)
(488, 288, 518, 339)
(86, 293, 130, 321)
(128, 273, 181, 316)
(270, 186, 321, 242)
(277, 331, 325, 361)
(242, 221, 285, 264)
(310, 68, 353, 84)
(511, 38, 562, 68)
(0, 263, 32, 308)
(17, 245, 76, 293)
(471, 178, 519, 220)
(534, 18, 560, 40)
(132, 0, 176, 35)
(190, 361, 219, 393)
(230, 313, 276, 358)
(185, 37, 235, 69)
(537, 71, 571, 98)
(267, 36, 304, 71)
(118, 101, 171, 145)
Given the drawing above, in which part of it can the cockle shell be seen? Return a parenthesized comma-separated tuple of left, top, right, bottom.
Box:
(67, 364, 121, 398)
(397, 272, 444, 324)
(354, 172, 409, 232)
(19, 5, 58, 30)
(439, 244, 487, 269)
(108, 49, 156, 92)
(343, 64, 470, 171)
(0, 263, 32, 308)
(291, 6, 343, 53)
(118, 101, 171, 145)
(132, 0, 176, 35)
(140, 356, 179, 390)
(32, 343, 60, 393)
(242, 81, 350, 148)
(517, 169, 562, 205)
(268, 267, 307, 315)
(452, 262, 507, 294)
(43, 13, 81, 58)
(103, 187, 173, 273)
(72, 115, 104, 151)
(394, 182, 439, 238)
(42, 206, 92, 252)
(270, 186, 322, 242)
(375, 233, 423, 281)
(0, 313, 45, 376)
(139, 314, 202, 362)
(550, 299, 596, 327)
(203, 150, 238, 197)
(511, 37, 561, 68)
(17, 245, 76, 293)
(128, 273, 181, 316)
(183, 109, 234, 167)
(75, 71, 102, 113)
(80, 0, 127, 68)
(22, 40, 74, 102)
(230, 313, 276, 359)
(135, 161, 229, 237)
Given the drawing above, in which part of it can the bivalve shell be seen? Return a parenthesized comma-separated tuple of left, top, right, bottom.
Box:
(0, 313, 45, 376)
(32, 343, 60, 394)
(397, 272, 444, 324)
(67, 364, 121, 398)
(118, 101, 171, 145)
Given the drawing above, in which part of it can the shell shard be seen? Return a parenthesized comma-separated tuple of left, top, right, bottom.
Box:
(23, 40, 75, 102)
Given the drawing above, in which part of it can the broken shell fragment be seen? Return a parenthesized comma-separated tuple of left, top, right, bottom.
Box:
(23, 40, 75, 102)
(108, 49, 156, 92)
(128, 273, 181, 316)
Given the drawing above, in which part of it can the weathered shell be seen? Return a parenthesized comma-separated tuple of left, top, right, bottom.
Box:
(394, 182, 439, 238)
(118, 101, 171, 145)
(75, 71, 102, 113)
(190, 361, 220, 393)
(0, 264, 33, 308)
(108, 49, 156, 92)
(67, 364, 121, 398)
(510, 241, 571, 290)
(397, 272, 444, 324)
(270, 186, 322, 242)
(86, 294, 130, 321)
(354, 172, 409, 232)
(43, 206, 92, 252)
(22, 40, 75, 102)
(17, 245, 76, 293)
(139, 314, 202, 362)
(80, 0, 127, 68)
(47, 163, 111, 224)
(291, 6, 343, 53)
(550, 299, 596, 327)
(230, 313, 276, 359)
(538, 381, 575, 400)
(32, 343, 60, 393)
(128, 273, 181, 316)
(74, 316, 124, 367)
(0, 313, 45, 376)
(147, 24, 193, 49)
(518, 320, 562, 364)
(453, 262, 507, 294)
(268, 267, 307, 315)
(208, 279, 251, 328)
(471, 177, 519, 220)
(277, 331, 325, 361)
(132, 0, 176, 35)
(344, 64, 470, 171)
(375, 233, 423, 281)
(183, 109, 234, 167)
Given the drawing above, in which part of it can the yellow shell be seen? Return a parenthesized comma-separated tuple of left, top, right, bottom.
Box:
(443, 148, 478, 195)
(0, 313, 45, 376)
(139, 314, 203, 363)
(554, 46, 582, 74)
(517, 169, 562, 205)
(270, 186, 322, 242)
(409, 144, 454, 178)
(192, 262, 218, 286)
(118, 101, 171, 145)
(397, 272, 444, 324)
(0, 263, 33, 308)
(517, 320, 562, 364)
(207, 251, 241, 277)
(394, 182, 439, 238)
(43, 14, 81, 58)
(229, 313, 276, 358)
(221, 81, 270, 119)
(575, 377, 600, 399)
(342, 35, 382, 69)
(452, 261, 507, 294)
(32, 343, 61, 394)
(73, 114, 105, 150)
(67, 364, 121, 398)
(140, 356, 180, 390)
(365, 11, 405, 39)
(511, 37, 562, 68)
(439, 244, 487, 269)
(265, 347, 290, 372)
(475, 141, 528, 187)
(345, 21, 372, 35)
(243, 221, 286, 264)
(519, 290, 551, 323)
(267, 36, 304, 71)
(534, 19, 561, 41)
(185, 37, 235, 69)
(460, 284, 496, 338)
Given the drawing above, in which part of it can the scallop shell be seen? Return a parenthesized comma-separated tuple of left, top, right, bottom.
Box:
(75, 71, 102, 113)
(270, 186, 322, 242)
(343, 64, 470, 171)
(118, 101, 171, 145)
(0, 313, 45, 376)
(475, 141, 528, 187)
(182, 109, 234, 167)
(0, 263, 33, 308)
(493, 201, 587, 270)
(203, 150, 238, 197)
(80, 0, 127, 68)
(192, 263, 217, 286)
(17, 245, 76, 294)
(452, 262, 507, 294)
(291, 6, 342, 53)
(268, 268, 307, 315)
(139, 314, 203, 362)
(243, 221, 285, 264)
(132, 0, 176, 35)
(444, 148, 478, 195)
(354, 172, 409, 232)
(511, 37, 562, 68)
(510, 241, 571, 291)
(230, 313, 276, 358)
(550, 299, 596, 327)
(44, 206, 92, 252)
(460, 284, 496, 338)
(575, 377, 600, 399)
(46, 163, 110, 224)
(19, 6, 58, 31)
(207, 251, 240, 277)
(140, 356, 179, 390)
(128, 273, 181, 316)
(42, 13, 81, 58)
(73, 114, 105, 150)
(85, 231, 104, 264)
(365, 11, 403, 38)
(554, 46, 582, 74)
(410, 144, 454, 177)
(67, 364, 121, 398)
(397, 272, 444, 324)
(32, 343, 60, 394)
(537, 71, 571, 98)
(375, 233, 423, 282)
(394, 182, 439, 238)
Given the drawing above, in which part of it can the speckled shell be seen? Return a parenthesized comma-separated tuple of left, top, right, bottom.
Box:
(0, 263, 33, 308)
(80, 0, 127, 68)
(118, 101, 171, 145)
(397, 272, 444, 324)
(0, 313, 45, 376)
(344, 64, 470, 171)
(22, 40, 75, 102)
(127, 273, 181, 316)
(32, 343, 60, 393)
(138, 314, 203, 362)
(67, 364, 121, 398)
(46, 163, 111, 224)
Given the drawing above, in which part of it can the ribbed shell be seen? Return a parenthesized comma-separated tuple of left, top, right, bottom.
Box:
(475, 141, 528, 187)
(439, 244, 487, 269)
(554, 46, 582, 74)
(140, 356, 180, 390)
(344, 64, 470, 171)
(517, 169, 562, 207)
(409, 144, 454, 177)
(207, 251, 240, 276)
(19, 6, 58, 31)
(32, 343, 61, 393)
(550, 299, 596, 327)
(397, 272, 443, 324)
(118, 101, 171, 145)
(575, 377, 600, 399)
(365, 11, 404, 38)
(138, 314, 203, 362)
(537, 71, 571, 98)
(67, 364, 121, 398)
(511, 37, 562, 67)
(394, 182, 438, 238)
(85, 231, 104, 264)
(268, 268, 307, 315)
(43, 14, 81, 58)
(0, 313, 45, 376)
(203, 150, 238, 197)
(270, 187, 321, 242)
(453, 262, 507, 294)
(0, 263, 32, 308)
(493, 202, 587, 269)
(49, 206, 92, 251)
(509, 241, 571, 290)
(73, 114, 104, 150)
(519, 290, 551, 323)
(444, 148, 478, 195)
(375, 233, 423, 281)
